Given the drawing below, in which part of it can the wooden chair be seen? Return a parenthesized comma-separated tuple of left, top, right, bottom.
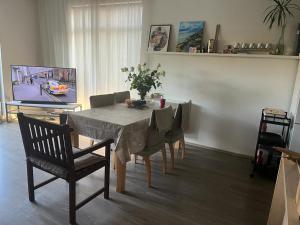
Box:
(17, 113, 113, 224)
(165, 101, 191, 168)
(136, 106, 173, 187)
(89, 93, 115, 108)
(114, 91, 130, 103)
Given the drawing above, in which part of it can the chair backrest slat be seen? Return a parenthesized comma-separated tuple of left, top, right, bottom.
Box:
(18, 113, 74, 168)
(40, 126, 51, 157)
(33, 124, 43, 154)
(52, 130, 60, 160)
(58, 131, 67, 163)
(38, 125, 49, 156)
(44, 127, 56, 157)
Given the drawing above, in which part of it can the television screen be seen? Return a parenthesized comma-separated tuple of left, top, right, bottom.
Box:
(11, 65, 77, 104)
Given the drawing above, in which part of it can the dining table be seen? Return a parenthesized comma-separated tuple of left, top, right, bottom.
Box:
(66, 102, 176, 193)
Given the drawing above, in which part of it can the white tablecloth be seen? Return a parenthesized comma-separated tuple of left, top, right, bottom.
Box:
(67, 103, 168, 163)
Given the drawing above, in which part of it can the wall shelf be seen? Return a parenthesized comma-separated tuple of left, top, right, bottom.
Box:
(148, 51, 300, 60)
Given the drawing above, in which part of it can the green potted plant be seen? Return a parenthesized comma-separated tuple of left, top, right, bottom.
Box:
(121, 63, 165, 101)
(264, 0, 300, 55)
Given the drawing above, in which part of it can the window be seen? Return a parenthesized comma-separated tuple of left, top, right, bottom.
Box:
(70, 0, 143, 107)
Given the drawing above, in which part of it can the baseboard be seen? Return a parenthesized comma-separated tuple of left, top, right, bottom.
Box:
(185, 141, 252, 159)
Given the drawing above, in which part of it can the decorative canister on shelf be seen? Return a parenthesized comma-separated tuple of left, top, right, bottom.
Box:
(208, 39, 215, 53)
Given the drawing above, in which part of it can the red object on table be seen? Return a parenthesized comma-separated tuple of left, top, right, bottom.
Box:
(160, 97, 166, 109)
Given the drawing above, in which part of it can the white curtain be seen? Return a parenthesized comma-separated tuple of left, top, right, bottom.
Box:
(38, 0, 143, 108)
(38, 0, 72, 67)
(70, 0, 143, 107)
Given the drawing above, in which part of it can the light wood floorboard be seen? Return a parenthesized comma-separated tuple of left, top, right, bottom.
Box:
(0, 122, 274, 225)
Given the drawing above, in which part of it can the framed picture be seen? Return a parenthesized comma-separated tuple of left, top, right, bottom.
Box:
(176, 21, 205, 52)
(148, 25, 171, 52)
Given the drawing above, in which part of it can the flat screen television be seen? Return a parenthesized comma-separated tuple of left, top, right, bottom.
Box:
(11, 65, 77, 104)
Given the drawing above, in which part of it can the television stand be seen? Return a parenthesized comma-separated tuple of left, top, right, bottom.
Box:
(5, 101, 82, 122)
(20, 100, 68, 105)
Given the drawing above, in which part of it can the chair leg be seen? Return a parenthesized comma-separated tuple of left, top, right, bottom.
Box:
(168, 143, 175, 169)
(180, 138, 186, 159)
(177, 142, 181, 159)
(178, 140, 181, 149)
(112, 151, 116, 171)
(89, 139, 94, 146)
(69, 179, 76, 225)
(144, 156, 152, 188)
(161, 147, 167, 173)
(104, 162, 110, 199)
(26, 161, 35, 202)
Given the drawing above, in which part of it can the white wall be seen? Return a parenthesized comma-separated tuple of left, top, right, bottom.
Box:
(142, 0, 300, 56)
(149, 54, 298, 156)
(143, 0, 300, 156)
(0, 0, 42, 100)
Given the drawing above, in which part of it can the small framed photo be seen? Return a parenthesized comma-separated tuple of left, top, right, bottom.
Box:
(148, 25, 171, 52)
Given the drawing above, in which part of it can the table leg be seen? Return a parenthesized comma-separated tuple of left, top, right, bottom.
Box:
(5, 103, 8, 122)
(115, 155, 126, 193)
(71, 132, 79, 148)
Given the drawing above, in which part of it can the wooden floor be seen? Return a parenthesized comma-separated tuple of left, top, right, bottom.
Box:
(0, 122, 274, 225)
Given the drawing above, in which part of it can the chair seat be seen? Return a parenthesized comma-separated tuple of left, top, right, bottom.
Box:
(165, 128, 184, 144)
(137, 142, 165, 157)
(28, 147, 106, 179)
(28, 156, 69, 179)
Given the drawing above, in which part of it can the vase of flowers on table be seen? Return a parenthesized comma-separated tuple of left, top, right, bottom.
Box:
(121, 63, 165, 101)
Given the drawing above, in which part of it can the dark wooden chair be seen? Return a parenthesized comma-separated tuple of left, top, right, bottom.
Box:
(17, 113, 113, 224)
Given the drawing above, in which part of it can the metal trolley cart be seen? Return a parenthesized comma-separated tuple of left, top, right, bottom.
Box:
(250, 108, 291, 178)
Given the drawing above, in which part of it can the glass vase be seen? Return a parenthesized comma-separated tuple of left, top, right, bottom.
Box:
(275, 25, 286, 55)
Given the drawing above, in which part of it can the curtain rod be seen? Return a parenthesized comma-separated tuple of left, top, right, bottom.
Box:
(72, 1, 142, 8)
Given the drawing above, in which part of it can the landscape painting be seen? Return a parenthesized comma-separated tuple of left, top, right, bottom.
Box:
(176, 21, 205, 52)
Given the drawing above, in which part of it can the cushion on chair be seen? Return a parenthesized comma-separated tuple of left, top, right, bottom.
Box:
(137, 142, 165, 157)
(74, 153, 106, 179)
(27, 156, 69, 179)
(74, 152, 106, 171)
(28, 147, 106, 179)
